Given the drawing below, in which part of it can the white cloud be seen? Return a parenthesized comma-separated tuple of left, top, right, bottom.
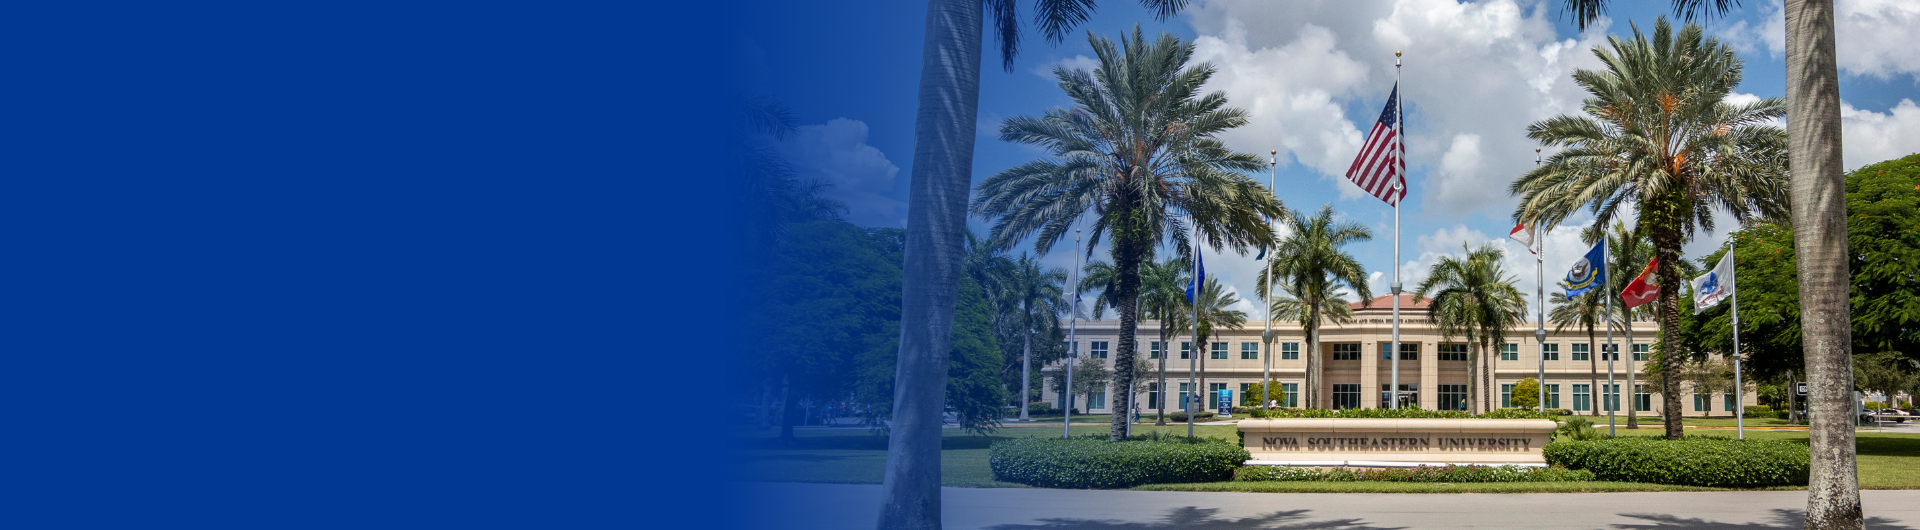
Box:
(1732, 0, 1920, 80)
(1034, 55, 1100, 81)
(777, 118, 906, 227)
(1388, 220, 1596, 320)
(1842, 99, 1920, 170)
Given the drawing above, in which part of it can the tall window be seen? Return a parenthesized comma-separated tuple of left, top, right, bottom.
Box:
(1545, 384, 1561, 409)
(1632, 343, 1648, 361)
(1242, 342, 1259, 360)
(1150, 341, 1163, 359)
(1091, 341, 1109, 359)
(1211, 342, 1228, 360)
(1281, 342, 1300, 360)
(1634, 384, 1651, 412)
(1147, 382, 1160, 409)
(1500, 343, 1519, 361)
(1694, 393, 1710, 412)
(1439, 385, 1468, 411)
(1501, 383, 1515, 408)
(1332, 343, 1361, 360)
(1724, 393, 1737, 412)
(1603, 384, 1620, 412)
(1542, 343, 1560, 361)
(1572, 384, 1592, 412)
(1601, 344, 1619, 361)
(1382, 384, 1416, 409)
(1439, 343, 1468, 361)
(1179, 382, 1192, 411)
(1240, 382, 1254, 399)
(1281, 383, 1299, 407)
(1378, 343, 1417, 360)
(1180, 342, 1191, 360)
(1332, 384, 1361, 410)
(1209, 382, 1228, 409)
(1089, 384, 1107, 410)
(1572, 343, 1590, 361)
(1381, 343, 1392, 360)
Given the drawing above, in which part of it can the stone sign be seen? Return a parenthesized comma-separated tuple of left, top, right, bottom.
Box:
(1237, 418, 1557, 466)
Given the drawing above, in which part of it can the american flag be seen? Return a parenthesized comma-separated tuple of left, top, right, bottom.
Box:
(1345, 84, 1405, 206)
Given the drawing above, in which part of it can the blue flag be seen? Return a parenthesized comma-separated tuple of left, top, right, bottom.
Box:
(1559, 240, 1607, 296)
(1185, 253, 1206, 303)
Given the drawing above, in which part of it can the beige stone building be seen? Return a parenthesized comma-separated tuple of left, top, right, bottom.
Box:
(1041, 294, 1753, 417)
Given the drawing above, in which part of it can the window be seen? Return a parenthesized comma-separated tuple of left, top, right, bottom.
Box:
(1603, 384, 1620, 412)
(1240, 382, 1255, 400)
(1501, 343, 1519, 361)
(1281, 342, 1299, 360)
(1091, 341, 1109, 359)
(1332, 343, 1361, 361)
(1147, 382, 1160, 409)
(1281, 383, 1299, 407)
(1545, 384, 1561, 409)
(1378, 343, 1417, 361)
(1180, 342, 1191, 360)
(1179, 382, 1192, 411)
(1381, 343, 1392, 360)
(1695, 393, 1710, 412)
(1724, 393, 1737, 412)
(1242, 342, 1259, 360)
(1332, 384, 1361, 410)
(1211, 342, 1228, 360)
(1572, 384, 1592, 412)
(1632, 343, 1648, 361)
(1601, 344, 1619, 361)
(1439, 343, 1468, 361)
(1089, 384, 1107, 410)
(1439, 385, 1469, 411)
(1501, 383, 1515, 408)
(1542, 343, 1560, 361)
(1210, 383, 1228, 409)
(1382, 384, 1416, 408)
(1634, 384, 1651, 412)
(1150, 341, 1163, 360)
(1572, 343, 1590, 361)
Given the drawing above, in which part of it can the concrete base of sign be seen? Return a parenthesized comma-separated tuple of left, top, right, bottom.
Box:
(1238, 418, 1557, 466)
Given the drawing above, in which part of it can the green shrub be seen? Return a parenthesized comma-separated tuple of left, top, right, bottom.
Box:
(989, 437, 1249, 488)
(1556, 417, 1604, 441)
(1776, 410, 1792, 420)
(1544, 436, 1809, 487)
(1548, 408, 1574, 416)
(1260, 408, 1555, 420)
(1027, 402, 1056, 415)
(1743, 405, 1773, 418)
(1166, 411, 1216, 422)
(1233, 464, 1593, 483)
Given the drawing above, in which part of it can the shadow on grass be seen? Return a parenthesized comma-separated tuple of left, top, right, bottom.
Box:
(1611, 509, 1912, 529)
(982, 506, 1403, 530)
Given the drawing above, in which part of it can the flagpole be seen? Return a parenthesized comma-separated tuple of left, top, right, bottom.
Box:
(1535, 148, 1546, 414)
(1263, 150, 1276, 415)
(1732, 247, 1744, 439)
(1064, 225, 1080, 438)
(1605, 236, 1615, 437)
(1390, 50, 1403, 410)
(1187, 218, 1200, 438)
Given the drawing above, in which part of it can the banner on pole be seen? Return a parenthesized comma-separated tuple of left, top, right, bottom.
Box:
(1692, 252, 1736, 314)
(1558, 240, 1607, 296)
(1621, 258, 1659, 308)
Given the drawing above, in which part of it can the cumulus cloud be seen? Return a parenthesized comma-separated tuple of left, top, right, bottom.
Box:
(1842, 99, 1920, 170)
(1729, 0, 1920, 80)
(777, 118, 905, 227)
(1387, 221, 1597, 318)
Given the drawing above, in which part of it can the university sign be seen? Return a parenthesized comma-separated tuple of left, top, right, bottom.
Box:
(1238, 418, 1557, 466)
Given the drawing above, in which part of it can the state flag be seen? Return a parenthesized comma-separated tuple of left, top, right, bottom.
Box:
(1621, 258, 1659, 308)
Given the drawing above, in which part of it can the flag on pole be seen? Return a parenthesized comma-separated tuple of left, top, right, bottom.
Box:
(1558, 240, 1607, 296)
(1692, 252, 1736, 313)
(1620, 258, 1660, 308)
(1508, 222, 1538, 254)
(1185, 253, 1206, 303)
(1344, 84, 1405, 206)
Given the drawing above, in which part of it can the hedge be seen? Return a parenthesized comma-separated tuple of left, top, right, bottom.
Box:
(1259, 407, 1555, 420)
(1544, 436, 1808, 487)
(989, 437, 1249, 488)
(1234, 464, 1593, 483)
(1165, 411, 1216, 422)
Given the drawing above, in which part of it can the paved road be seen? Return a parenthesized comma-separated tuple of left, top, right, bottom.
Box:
(735, 482, 1920, 529)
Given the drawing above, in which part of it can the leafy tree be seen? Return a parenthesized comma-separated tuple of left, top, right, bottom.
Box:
(1256, 205, 1372, 409)
(855, 274, 1008, 435)
(1239, 380, 1286, 408)
(1415, 244, 1526, 414)
(1512, 378, 1541, 410)
(972, 27, 1284, 440)
(752, 221, 900, 441)
(1846, 154, 1920, 360)
(1188, 276, 1246, 420)
(1511, 18, 1789, 438)
(1043, 352, 1112, 412)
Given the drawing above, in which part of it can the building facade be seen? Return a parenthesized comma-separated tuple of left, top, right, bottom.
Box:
(1041, 294, 1753, 417)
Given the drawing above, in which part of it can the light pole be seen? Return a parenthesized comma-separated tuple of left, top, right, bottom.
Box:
(1263, 150, 1276, 414)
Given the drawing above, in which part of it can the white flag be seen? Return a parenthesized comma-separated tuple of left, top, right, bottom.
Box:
(1691, 251, 1736, 314)
(1508, 222, 1537, 254)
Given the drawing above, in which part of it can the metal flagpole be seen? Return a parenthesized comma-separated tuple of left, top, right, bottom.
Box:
(1535, 148, 1546, 413)
(1390, 50, 1403, 410)
(1732, 247, 1744, 439)
(1263, 150, 1276, 414)
(1064, 226, 1081, 438)
(1605, 236, 1616, 436)
(1187, 218, 1201, 437)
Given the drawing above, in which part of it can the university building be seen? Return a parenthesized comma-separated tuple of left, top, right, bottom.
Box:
(1041, 294, 1753, 416)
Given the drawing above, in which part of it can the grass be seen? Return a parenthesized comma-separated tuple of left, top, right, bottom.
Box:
(735, 420, 1920, 491)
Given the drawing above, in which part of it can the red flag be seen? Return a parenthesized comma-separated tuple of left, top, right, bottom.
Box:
(1508, 223, 1536, 254)
(1620, 258, 1659, 308)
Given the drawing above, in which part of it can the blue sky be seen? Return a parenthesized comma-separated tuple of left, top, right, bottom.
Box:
(743, 0, 1920, 317)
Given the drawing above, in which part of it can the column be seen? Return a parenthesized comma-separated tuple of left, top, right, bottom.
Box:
(1360, 340, 1379, 409)
(1420, 339, 1440, 410)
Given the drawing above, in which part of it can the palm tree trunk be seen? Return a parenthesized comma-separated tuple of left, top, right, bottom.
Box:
(1197, 331, 1209, 416)
(1306, 308, 1320, 409)
(1156, 325, 1168, 425)
(879, 0, 980, 527)
(1483, 339, 1494, 412)
(1109, 242, 1145, 440)
(1468, 341, 1481, 414)
(1784, 1, 1862, 526)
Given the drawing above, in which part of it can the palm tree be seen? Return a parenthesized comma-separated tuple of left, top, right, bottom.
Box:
(1511, 18, 1789, 438)
(1600, 221, 1654, 429)
(1414, 244, 1527, 414)
(1256, 205, 1372, 409)
(1138, 257, 1190, 425)
(1188, 276, 1246, 418)
(994, 253, 1067, 421)
(1557, 4, 1855, 523)
(1548, 291, 1611, 417)
(886, 3, 1191, 526)
(972, 27, 1284, 441)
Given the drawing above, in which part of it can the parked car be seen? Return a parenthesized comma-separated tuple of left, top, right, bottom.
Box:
(1879, 409, 1910, 423)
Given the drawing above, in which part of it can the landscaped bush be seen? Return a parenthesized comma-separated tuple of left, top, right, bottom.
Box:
(1547, 408, 1574, 416)
(1259, 407, 1555, 420)
(989, 436, 1249, 488)
(1545, 436, 1809, 487)
(1556, 417, 1604, 441)
(1027, 402, 1056, 415)
(1166, 411, 1216, 422)
(1744, 405, 1773, 418)
(1233, 464, 1593, 483)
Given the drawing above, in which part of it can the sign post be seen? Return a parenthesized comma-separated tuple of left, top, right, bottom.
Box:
(1217, 389, 1233, 418)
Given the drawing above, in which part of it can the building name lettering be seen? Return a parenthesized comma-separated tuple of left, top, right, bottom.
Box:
(1261, 435, 1533, 452)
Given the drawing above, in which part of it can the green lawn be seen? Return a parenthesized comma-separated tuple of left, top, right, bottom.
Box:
(736, 422, 1920, 491)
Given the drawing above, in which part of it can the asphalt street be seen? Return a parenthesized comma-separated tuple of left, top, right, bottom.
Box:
(734, 482, 1920, 529)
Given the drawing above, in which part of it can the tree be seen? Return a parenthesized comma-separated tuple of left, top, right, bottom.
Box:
(994, 253, 1068, 421)
(1599, 220, 1654, 428)
(1557, 1, 1856, 524)
(1512, 378, 1541, 410)
(1550, 290, 1612, 416)
(1044, 354, 1112, 412)
(1415, 244, 1526, 414)
(1240, 380, 1286, 408)
(1845, 155, 1920, 362)
(753, 221, 899, 441)
(972, 27, 1283, 441)
(1256, 205, 1372, 409)
(1137, 257, 1190, 425)
(1189, 276, 1247, 418)
(1511, 17, 1789, 438)
(856, 274, 1009, 435)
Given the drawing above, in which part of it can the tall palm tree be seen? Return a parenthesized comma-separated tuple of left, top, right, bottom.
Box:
(1138, 257, 1190, 425)
(1558, 3, 1855, 524)
(972, 27, 1284, 441)
(1548, 291, 1611, 417)
(1511, 18, 1789, 438)
(1414, 244, 1527, 414)
(885, 3, 1189, 526)
(1255, 205, 1373, 409)
(1599, 221, 1654, 428)
(1188, 276, 1246, 417)
(995, 253, 1067, 422)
